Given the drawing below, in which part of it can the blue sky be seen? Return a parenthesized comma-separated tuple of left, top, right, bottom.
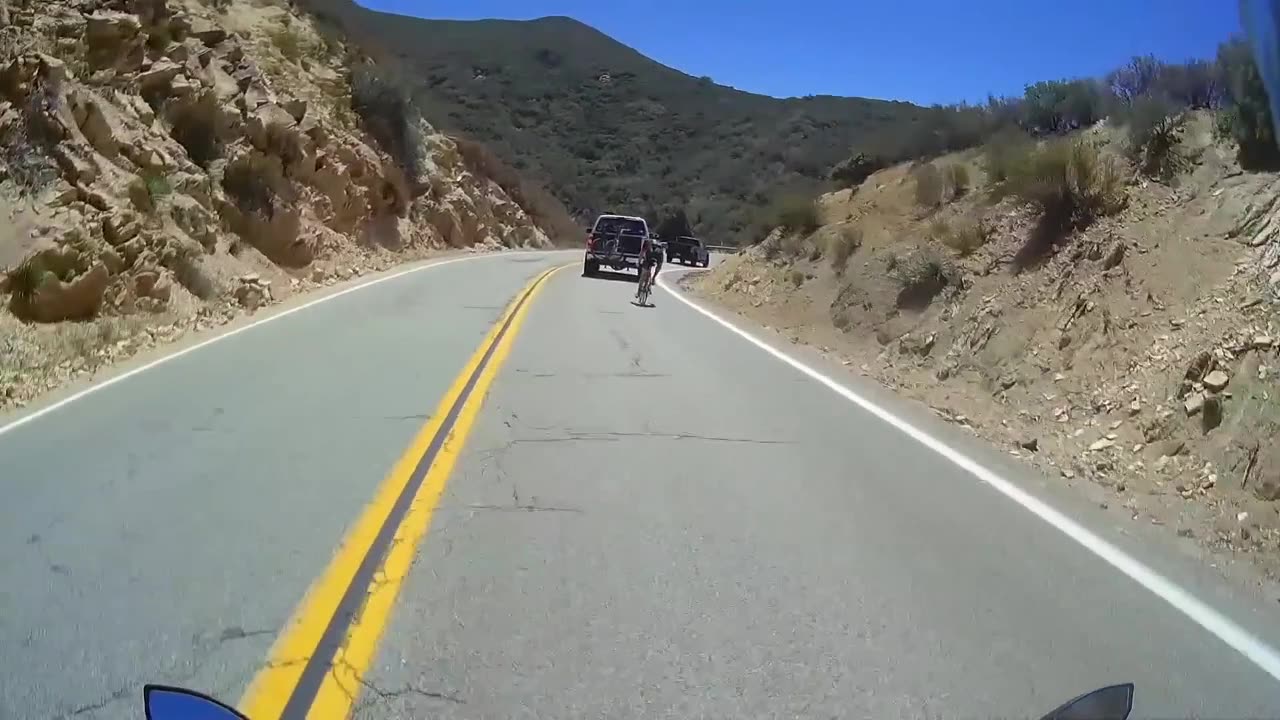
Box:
(358, 1, 1241, 105)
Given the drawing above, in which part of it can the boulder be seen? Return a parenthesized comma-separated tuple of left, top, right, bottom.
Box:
(137, 58, 183, 93)
(53, 144, 98, 184)
(103, 211, 140, 246)
(240, 204, 312, 267)
(98, 246, 125, 274)
(241, 77, 275, 111)
(1203, 370, 1230, 393)
(187, 17, 227, 47)
(1252, 445, 1280, 502)
(170, 194, 216, 248)
(74, 95, 122, 158)
(1101, 241, 1126, 270)
(127, 0, 172, 28)
(85, 12, 144, 71)
(283, 98, 307, 122)
(133, 268, 172, 302)
(1202, 394, 1223, 432)
(122, 141, 170, 171)
(36, 54, 67, 86)
(245, 102, 297, 150)
(27, 263, 110, 322)
(1184, 392, 1205, 416)
(86, 12, 141, 51)
(168, 75, 197, 100)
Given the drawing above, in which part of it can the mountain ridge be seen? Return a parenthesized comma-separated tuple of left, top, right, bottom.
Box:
(298, 0, 931, 242)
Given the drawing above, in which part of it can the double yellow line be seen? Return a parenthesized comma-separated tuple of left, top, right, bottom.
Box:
(239, 264, 565, 720)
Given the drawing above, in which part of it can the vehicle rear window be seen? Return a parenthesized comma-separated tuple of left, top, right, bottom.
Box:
(594, 217, 646, 237)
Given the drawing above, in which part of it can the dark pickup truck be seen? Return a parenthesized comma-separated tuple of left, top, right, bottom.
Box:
(665, 236, 709, 267)
(583, 214, 651, 277)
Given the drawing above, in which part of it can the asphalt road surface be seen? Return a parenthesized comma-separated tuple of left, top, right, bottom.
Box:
(3, 250, 1280, 719)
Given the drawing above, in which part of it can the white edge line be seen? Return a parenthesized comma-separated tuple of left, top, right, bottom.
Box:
(657, 272, 1280, 683)
(0, 251, 554, 438)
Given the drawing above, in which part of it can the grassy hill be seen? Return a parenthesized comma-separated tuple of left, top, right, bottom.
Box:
(298, 0, 931, 243)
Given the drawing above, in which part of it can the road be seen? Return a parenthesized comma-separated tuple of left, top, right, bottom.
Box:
(2, 250, 1280, 719)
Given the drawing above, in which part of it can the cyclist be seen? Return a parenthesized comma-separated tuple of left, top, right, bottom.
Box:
(636, 234, 664, 303)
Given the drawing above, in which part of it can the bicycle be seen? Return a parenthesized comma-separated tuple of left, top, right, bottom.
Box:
(635, 264, 653, 306)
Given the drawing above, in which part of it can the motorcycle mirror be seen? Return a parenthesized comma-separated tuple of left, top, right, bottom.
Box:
(1039, 683, 1134, 720)
(144, 684, 250, 720)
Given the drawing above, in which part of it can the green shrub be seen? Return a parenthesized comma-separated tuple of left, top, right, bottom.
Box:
(1121, 96, 1185, 180)
(828, 224, 861, 273)
(939, 216, 991, 256)
(1215, 39, 1280, 170)
(5, 256, 50, 308)
(145, 172, 171, 200)
(222, 153, 280, 217)
(772, 194, 819, 234)
(1006, 138, 1126, 227)
(829, 152, 884, 188)
(351, 63, 423, 181)
(269, 25, 308, 63)
(170, 104, 222, 168)
(982, 129, 1033, 186)
(1020, 80, 1104, 134)
(889, 247, 958, 308)
(945, 163, 970, 198)
(912, 163, 943, 207)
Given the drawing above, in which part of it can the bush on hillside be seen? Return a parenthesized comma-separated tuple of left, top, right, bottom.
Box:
(1156, 59, 1222, 109)
(828, 224, 862, 273)
(222, 152, 281, 217)
(945, 163, 970, 199)
(912, 163, 944, 207)
(772, 194, 820, 235)
(1215, 39, 1280, 170)
(888, 246, 959, 309)
(1005, 138, 1126, 228)
(938, 216, 991, 256)
(829, 152, 885, 188)
(1120, 95, 1185, 180)
(5, 256, 49, 312)
(1021, 80, 1104, 135)
(351, 63, 424, 182)
(982, 128, 1034, 186)
(1107, 55, 1165, 105)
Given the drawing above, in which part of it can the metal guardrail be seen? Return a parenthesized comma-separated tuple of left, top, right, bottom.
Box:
(705, 245, 740, 253)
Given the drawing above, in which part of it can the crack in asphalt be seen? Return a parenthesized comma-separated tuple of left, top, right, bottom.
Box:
(510, 431, 791, 445)
(355, 675, 465, 707)
(464, 502, 584, 514)
(516, 370, 669, 379)
(58, 626, 279, 719)
(65, 685, 130, 718)
(217, 626, 275, 643)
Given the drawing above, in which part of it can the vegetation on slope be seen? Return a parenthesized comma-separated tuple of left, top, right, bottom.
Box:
(295, 0, 936, 243)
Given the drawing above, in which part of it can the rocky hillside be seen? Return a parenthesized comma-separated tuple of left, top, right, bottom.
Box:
(689, 113, 1280, 581)
(293, 0, 933, 243)
(0, 0, 554, 411)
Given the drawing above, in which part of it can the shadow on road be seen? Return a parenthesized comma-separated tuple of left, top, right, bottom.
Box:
(583, 270, 639, 284)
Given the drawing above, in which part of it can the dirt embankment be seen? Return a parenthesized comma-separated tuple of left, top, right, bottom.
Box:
(689, 113, 1280, 581)
(0, 0, 553, 411)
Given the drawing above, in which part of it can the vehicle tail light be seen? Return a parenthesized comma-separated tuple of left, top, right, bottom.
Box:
(586, 232, 596, 250)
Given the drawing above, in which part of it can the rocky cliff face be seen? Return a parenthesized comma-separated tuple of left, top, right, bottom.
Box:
(0, 0, 551, 409)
